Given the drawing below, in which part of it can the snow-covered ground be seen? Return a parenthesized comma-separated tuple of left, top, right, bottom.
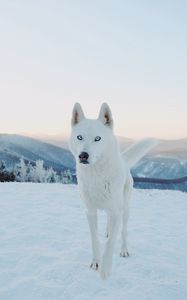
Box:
(0, 183, 186, 300)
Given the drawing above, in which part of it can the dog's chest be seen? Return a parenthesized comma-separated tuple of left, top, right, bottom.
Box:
(83, 178, 111, 209)
(78, 170, 122, 210)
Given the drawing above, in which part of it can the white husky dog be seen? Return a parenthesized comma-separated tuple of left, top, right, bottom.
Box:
(69, 103, 157, 279)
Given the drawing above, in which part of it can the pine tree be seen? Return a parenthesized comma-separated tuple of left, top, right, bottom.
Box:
(0, 160, 15, 182)
(0, 160, 6, 173)
(61, 169, 73, 184)
(14, 158, 27, 182)
(66, 169, 73, 184)
(33, 160, 47, 183)
(19, 158, 27, 182)
(46, 167, 58, 183)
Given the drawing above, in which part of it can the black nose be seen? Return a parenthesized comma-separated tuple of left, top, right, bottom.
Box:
(79, 152, 89, 164)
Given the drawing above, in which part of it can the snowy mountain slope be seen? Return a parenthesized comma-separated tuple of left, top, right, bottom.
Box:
(132, 156, 187, 179)
(38, 134, 187, 179)
(36, 134, 187, 156)
(0, 134, 74, 171)
(119, 137, 187, 156)
(38, 135, 134, 149)
(0, 134, 186, 183)
(0, 183, 186, 300)
(120, 138, 187, 180)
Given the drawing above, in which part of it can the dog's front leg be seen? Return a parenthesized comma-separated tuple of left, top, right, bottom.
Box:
(86, 210, 100, 270)
(100, 212, 120, 279)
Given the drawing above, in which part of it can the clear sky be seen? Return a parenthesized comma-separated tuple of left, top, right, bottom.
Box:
(0, 0, 187, 139)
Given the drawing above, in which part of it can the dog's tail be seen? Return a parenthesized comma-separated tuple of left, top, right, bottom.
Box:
(122, 138, 158, 168)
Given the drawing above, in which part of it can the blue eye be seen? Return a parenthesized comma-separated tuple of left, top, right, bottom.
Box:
(95, 136, 101, 142)
(77, 135, 83, 141)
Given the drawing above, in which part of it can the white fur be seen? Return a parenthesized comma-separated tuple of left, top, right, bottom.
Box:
(69, 103, 157, 279)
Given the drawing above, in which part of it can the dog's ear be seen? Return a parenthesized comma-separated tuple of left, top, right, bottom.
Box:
(98, 103, 113, 129)
(71, 103, 85, 127)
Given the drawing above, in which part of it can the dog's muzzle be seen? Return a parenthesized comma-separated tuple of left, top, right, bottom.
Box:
(79, 152, 89, 164)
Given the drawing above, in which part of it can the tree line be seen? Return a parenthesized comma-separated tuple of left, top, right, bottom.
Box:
(0, 159, 74, 184)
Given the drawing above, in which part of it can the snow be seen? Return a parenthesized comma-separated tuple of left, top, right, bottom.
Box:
(0, 183, 186, 300)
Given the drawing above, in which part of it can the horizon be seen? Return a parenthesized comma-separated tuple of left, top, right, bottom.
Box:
(0, 131, 186, 142)
(0, 1, 187, 140)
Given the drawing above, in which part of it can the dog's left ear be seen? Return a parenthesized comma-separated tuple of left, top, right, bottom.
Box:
(98, 103, 113, 129)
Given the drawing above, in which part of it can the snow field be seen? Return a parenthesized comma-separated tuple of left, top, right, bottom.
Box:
(0, 183, 186, 300)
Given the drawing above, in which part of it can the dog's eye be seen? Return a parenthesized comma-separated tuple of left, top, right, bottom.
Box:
(77, 135, 83, 141)
(95, 136, 101, 142)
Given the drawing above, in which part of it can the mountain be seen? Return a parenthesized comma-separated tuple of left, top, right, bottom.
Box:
(36, 134, 187, 161)
(30, 133, 69, 149)
(0, 134, 75, 172)
(0, 134, 187, 184)
(117, 137, 187, 180)
(132, 139, 187, 179)
(132, 156, 187, 179)
(33, 134, 134, 150)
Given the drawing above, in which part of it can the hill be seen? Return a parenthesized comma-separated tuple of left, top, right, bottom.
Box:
(0, 134, 74, 172)
(0, 134, 186, 190)
(38, 134, 187, 179)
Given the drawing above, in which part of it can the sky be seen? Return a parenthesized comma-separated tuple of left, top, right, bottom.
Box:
(0, 0, 187, 140)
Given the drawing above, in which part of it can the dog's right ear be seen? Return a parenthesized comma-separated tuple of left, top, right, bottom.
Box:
(71, 103, 85, 127)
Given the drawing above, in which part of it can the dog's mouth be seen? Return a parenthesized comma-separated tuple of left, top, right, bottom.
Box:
(79, 159, 89, 164)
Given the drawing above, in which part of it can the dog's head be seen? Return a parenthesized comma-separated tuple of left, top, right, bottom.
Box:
(69, 103, 115, 166)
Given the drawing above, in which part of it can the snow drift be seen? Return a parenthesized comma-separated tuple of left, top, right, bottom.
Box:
(0, 183, 186, 300)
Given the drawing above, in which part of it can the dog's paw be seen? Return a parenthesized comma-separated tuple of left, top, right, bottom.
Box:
(90, 260, 99, 270)
(99, 259, 112, 280)
(120, 250, 130, 257)
(100, 267, 111, 280)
